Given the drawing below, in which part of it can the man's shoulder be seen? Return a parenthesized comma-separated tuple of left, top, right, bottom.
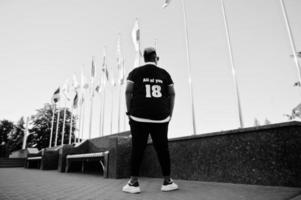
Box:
(129, 64, 170, 76)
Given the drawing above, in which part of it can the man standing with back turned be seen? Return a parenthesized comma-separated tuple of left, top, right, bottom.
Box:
(122, 47, 178, 193)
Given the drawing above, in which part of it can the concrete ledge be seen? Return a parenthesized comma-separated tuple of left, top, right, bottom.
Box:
(138, 121, 301, 187)
(40, 148, 60, 170)
(57, 131, 131, 177)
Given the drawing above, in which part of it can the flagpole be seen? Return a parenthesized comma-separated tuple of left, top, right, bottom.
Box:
(61, 103, 67, 146)
(54, 108, 60, 146)
(49, 104, 56, 148)
(88, 58, 96, 139)
(180, 0, 197, 135)
(220, 0, 244, 128)
(22, 117, 29, 149)
(76, 103, 81, 143)
(117, 84, 121, 133)
(88, 93, 94, 139)
(77, 96, 82, 143)
(279, 0, 301, 87)
(69, 107, 73, 144)
(137, 18, 141, 66)
(80, 101, 86, 141)
(110, 85, 114, 135)
(101, 89, 106, 136)
(99, 91, 103, 137)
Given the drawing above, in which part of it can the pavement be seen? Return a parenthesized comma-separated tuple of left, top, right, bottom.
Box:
(0, 168, 301, 200)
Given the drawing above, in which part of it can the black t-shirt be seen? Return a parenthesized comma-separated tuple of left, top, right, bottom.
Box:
(127, 64, 174, 120)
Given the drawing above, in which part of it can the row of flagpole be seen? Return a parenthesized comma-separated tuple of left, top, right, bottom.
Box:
(46, 0, 300, 147)
(48, 37, 126, 147)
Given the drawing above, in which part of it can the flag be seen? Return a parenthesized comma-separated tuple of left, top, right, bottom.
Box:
(80, 93, 85, 105)
(62, 79, 71, 101)
(91, 58, 97, 97)
(117, 35, 125, 85)
(51, 87, 60, 103)
(91, 58, 96, 79)
(293, 103, 301, 115)
(101, 48, 109, 86)
(294, 81, 301, 87)
(72, 91, 79, 109)
(95, 80, 102, 93)
(131, 19, 140, 52)
(72, 74, 80, 91)
(162, 0, 172, 8)
(94, 71, 102, 93)
(81, 70, 89, 90)
(119, 58, 125, 85)
(290, 52, 301, 58)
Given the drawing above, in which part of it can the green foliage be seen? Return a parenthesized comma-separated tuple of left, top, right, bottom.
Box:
(28, 103, 77, 150)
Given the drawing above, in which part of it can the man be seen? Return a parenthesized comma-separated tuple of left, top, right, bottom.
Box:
(122, 47, 178, 193)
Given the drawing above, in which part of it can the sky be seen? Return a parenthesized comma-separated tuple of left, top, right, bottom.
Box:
(0, 0, 300, 139)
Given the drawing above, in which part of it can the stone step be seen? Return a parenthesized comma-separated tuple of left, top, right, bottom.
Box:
(0, 158, 25, 168)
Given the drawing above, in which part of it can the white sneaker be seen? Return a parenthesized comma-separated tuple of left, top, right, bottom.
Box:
(161, 180, 179, 192)
(122, 181, 141, 194)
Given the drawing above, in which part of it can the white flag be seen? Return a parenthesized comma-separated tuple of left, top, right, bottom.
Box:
(117, 35, 125, 85)
(62, 79, 71, 101)
(72, 74, 80, 91)
(162, 0, 172, 8)
(131, 19, 140, 52)
(81, 70, 89, 90)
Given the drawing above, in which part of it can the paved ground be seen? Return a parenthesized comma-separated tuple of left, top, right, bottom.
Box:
(0, 168, 301, 200)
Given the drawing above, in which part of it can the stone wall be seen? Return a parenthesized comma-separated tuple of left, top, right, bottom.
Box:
(137, 121, 301, 187)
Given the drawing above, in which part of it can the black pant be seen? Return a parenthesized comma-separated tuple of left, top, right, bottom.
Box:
(129, 119, 171, 177)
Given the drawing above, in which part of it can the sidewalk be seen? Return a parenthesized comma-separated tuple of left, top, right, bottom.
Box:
(0, 168, 300, 200)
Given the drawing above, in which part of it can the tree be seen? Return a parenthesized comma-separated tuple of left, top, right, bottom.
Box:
(0, 119, 14, 145)
(28, 103, 76, 150)
(0, 119, 14, 157)
(7, 117, 25, 153)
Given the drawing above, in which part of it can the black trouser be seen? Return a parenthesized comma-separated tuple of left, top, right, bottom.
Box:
(129, 119, 171, 177)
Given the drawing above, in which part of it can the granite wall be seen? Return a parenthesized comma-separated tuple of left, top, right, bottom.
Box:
(136, 121, 301, 187)
(88, 131, 131, 178)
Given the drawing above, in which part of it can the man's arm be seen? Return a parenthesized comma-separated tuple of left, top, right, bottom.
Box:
(125, 81, 134, 114)
(168, 85, 175, 118)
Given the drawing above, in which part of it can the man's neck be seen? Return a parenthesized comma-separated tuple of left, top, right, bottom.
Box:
(144, 61, 157, 65)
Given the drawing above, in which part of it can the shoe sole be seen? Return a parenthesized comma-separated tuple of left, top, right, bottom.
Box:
(161, 187, 179, 192)
(122, 189, 141, 194)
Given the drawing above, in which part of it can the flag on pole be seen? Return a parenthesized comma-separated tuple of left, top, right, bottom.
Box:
(101, 48, 109, 86)
(91, 58, 97, 97)
(119, 58, 125, 85)
(91, 58, 96, 80)
(81, 70, 89, 90)
(95, 68, 102, 94)
(132, 19, 141, 68)
(292, 103, 301, 118)
(117, 35, 125, 85)
(132, 19, 140, 53)
(80, 93, 85, 105)
(162, 0, 172, 8)
(72, 74, 80, 91)
(73, 91, 79, 109)
(51, 87, 60, 103)
(62, 79, 71, 101)
(290, 52, 301, 58)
